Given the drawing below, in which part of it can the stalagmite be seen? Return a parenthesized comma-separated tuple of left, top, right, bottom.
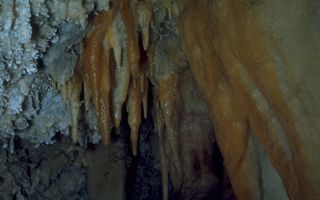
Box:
(83, 11, 108, 112)
(127, 78, 142, 156)
(136, 1, 153, 50)
(120, 0, 140, 80)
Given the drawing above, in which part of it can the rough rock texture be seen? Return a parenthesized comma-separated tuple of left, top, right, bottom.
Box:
(0, 138, 89, 200)
(1, 0, 319, 200)
(0, 0, 109, 147)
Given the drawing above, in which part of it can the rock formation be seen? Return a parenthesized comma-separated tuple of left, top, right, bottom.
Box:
(0, 0, 319, 199)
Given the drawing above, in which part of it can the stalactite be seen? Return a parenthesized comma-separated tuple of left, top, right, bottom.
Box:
(74, 1, 146, 146)
(63, 2, 224, 199)
(67, 68, 82, 143)
(82, 10, 116, 144)
(97, 37, 112, 145)
(107, 11, 123, 68)
(120, 0, 141, 80)
(127, 77, 142, 156)
(83, 11, 107, 113)
(112, 50, 131, 128)
(9, 0, 316, 199)
(136, 1, 153, 50)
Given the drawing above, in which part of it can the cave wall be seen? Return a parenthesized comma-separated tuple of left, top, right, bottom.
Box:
(0, 0, 319, 199)
(0, 0, 109, 147)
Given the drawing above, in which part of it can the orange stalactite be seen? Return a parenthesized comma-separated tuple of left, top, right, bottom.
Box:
(82, 10, 116, 144)
(120, 0, 140, 80)
(97, 38, 112, 145)
(54, 0, 320, 199)
(83, 12, 107, 111)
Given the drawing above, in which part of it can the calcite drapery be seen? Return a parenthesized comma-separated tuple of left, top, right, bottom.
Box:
(76, 2, 146, 154)
(82, 10, 115, 144)
(120, 0, 140, 80)
(178, 0, 320, 199)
